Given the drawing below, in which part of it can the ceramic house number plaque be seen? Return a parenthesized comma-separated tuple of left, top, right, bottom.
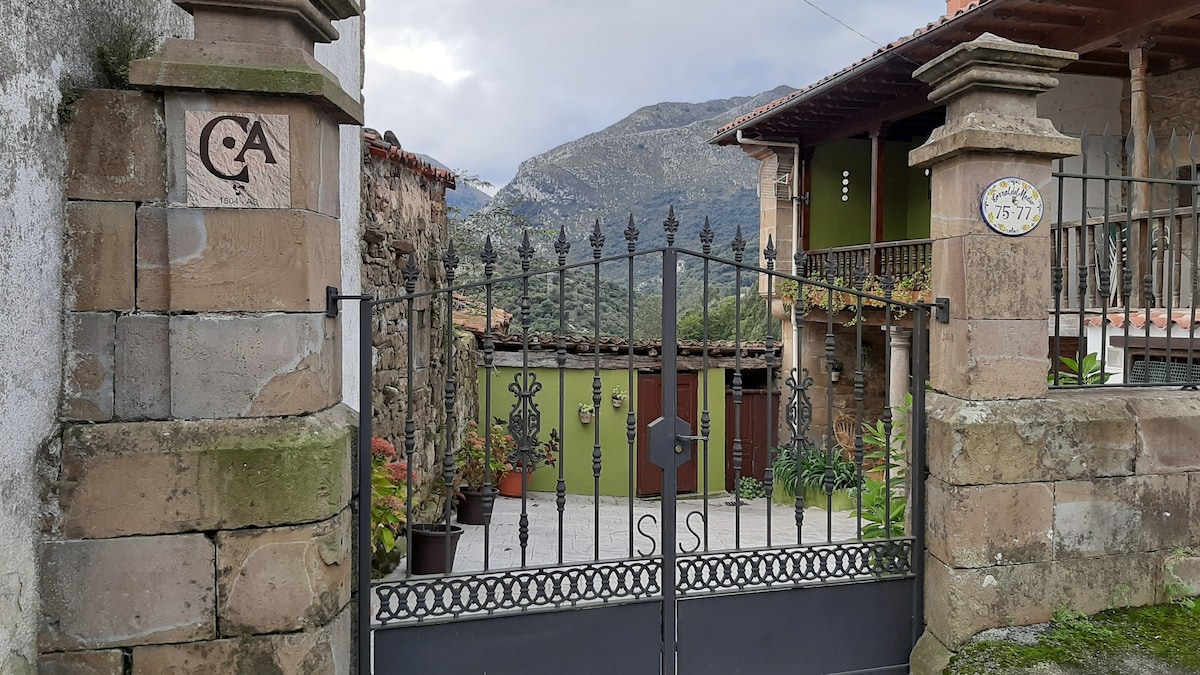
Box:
(185, 111, 290, 208)
(980, 177, 1043, 236)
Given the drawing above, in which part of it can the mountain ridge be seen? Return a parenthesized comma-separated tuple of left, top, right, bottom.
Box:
(485, 85, 796, 260)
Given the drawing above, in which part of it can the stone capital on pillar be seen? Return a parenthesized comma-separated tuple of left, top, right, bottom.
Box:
(910, 34, 1080, 401)
(909, 33, 1079, 169)
(129, 0, 364, 124)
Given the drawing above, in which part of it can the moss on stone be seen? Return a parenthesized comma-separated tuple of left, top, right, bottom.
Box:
(948, 604, 1200, 674)
(198, 426, 351, 527)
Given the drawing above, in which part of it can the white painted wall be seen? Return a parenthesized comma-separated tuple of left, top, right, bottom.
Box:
(316, 15, 365, 411)
(0, 4, 190, 670)
(1037, 73, 1125, 222)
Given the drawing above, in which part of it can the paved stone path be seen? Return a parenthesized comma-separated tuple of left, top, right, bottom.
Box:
(450, 490, 861, 572)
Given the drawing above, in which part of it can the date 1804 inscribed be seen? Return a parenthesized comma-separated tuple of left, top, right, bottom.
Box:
(185, 112, 290, 208)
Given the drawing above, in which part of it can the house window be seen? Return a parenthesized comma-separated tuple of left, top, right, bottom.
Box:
(1113, 336, 1200, 384)
(841, 170, 850, 202)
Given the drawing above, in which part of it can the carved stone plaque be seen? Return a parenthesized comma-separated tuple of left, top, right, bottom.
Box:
(185, 111, 290, 208)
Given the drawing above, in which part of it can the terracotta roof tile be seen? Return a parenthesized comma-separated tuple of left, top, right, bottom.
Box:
(713, 0, 994, 138)
(486, 332, 779, 357)
(362, 128, 456, 189)
(1084, 310, 1200, 331)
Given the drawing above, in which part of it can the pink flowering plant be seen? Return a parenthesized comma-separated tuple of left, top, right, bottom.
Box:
(370, 436, 412, 562)
(455, 419, 512, 493)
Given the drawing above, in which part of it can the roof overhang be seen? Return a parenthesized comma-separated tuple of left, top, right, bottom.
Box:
(712, 0, 1200, 148)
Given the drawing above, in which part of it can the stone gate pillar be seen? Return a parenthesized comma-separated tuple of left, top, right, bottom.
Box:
(907, 34, 1081, 673)
(42, 2, 364, 673)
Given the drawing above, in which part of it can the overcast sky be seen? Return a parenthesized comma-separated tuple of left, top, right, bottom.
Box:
(362, 0, 949, 189)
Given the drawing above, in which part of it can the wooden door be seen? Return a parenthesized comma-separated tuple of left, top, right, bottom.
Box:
(724, 389, 781, 492)
(635, 372, 699, 497)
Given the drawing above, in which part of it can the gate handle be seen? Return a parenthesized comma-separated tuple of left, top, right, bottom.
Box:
(674, 434, 706, 454)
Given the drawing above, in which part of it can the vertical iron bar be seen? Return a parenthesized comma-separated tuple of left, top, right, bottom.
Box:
(1099, 135, 1113, 384)
(590, 221, 605, 561)
(626, 217, 639, 557)
(1166, 132, 1180, 378)
(880, 276, 895, 541)
(1052, 158, 1065, 383)
(402, 261, 418, 576)
(824, 260, 837, 541)
(794, 254, 806, 544)
(1144, 139, 1156, 380)
(1077, 142, 1090, 372)
(356, 298, 373, 675)
(555, 228, 569, 564)
(1123, 173, 1134, 379)
(852, 262, 866, 542)
(700, 219, 714, 552)
(481, 238, 497, 570)
(661, 234, 680, 675)
(763, 237, 777, 548)
(1189, 134, 1198, 378)
(442, 248, 459, 576)
(518, 232, 533, 567)
(731, 226, 746, 549)
(910, 307, 930, 649)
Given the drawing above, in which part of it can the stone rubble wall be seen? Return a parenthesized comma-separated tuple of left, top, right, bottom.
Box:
(361, 153, 477, 520)
(920, 389, 1200, 655)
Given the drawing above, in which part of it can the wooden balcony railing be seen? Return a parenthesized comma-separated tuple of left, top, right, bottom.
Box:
(800, 240, 932, 282)
(1053, 209, 1198, 311)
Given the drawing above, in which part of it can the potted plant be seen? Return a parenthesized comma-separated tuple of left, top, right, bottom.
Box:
(499, 429, 559, 498)
(369, 436, 412, 578)
(771, 445, 859, 511)
(408, 521, 464, 575)
(830, 360, 844, 383)
(611, 386, 627, 409)
(578, 403, 595, 424)
(453, 419, 511, 525)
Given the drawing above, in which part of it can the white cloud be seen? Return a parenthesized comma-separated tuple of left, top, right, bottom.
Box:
(365, 37, 472, 85)
(361, 0, 949, 187)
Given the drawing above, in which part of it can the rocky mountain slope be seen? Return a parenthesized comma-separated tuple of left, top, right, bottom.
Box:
(486, 85, 796, 260)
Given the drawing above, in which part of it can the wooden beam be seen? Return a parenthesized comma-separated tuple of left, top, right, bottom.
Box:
(869, 127, 886, 274)
(1058, 0, 1200, 54)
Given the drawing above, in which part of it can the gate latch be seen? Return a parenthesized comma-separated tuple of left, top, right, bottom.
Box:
(647, 417, 698, 469)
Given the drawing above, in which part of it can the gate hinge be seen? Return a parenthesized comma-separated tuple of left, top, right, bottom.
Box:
(933, 297, 950, 324)
(325, 286, 372, 318)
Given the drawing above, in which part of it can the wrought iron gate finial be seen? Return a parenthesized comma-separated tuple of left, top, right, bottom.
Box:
(663, 205, 679, 246)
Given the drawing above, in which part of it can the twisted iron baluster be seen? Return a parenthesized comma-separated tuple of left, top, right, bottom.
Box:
(554, 226, 569, 563)
(480, 237, 498, 570)
(516, 230, 535, 566)
(624, 215, 639, 557)
(762, 235, 777, 547)
(589, 219, 605, 560)
(731, 224, 746, 549)
(441, 242, 460, 574)
(700, 217, 715, 551)
(401, 253, 420, 575)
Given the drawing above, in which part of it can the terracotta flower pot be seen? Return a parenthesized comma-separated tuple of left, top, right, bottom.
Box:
(497, 469, 532, 498)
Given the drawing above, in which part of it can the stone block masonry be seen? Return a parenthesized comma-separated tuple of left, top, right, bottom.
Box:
(920, 390, 1200, 651)
(42, 0, 365, 671)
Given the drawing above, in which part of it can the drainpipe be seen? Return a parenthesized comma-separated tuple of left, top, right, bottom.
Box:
(736, 130, 803, 427)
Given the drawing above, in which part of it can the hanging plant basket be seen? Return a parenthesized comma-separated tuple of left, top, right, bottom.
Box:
(579, 410, 593, 424)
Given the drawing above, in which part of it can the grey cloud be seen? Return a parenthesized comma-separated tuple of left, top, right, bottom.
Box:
(362, 0, 948, 186)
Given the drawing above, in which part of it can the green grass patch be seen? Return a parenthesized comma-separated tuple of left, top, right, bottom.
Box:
(948, 604, 1200, 674)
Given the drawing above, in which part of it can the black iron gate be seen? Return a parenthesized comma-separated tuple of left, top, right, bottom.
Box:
(333, 208, 930, 675)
